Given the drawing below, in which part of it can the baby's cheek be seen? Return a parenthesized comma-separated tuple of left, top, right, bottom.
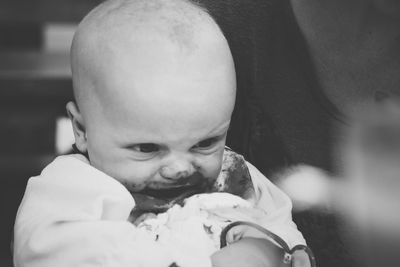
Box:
(197, 151, 224, 181)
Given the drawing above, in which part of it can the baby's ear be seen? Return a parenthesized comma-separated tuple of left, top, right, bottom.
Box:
(66, 101, 88, 153)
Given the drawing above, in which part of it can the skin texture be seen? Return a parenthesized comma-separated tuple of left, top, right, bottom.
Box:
(212, 238, 286, 267)
(67, 0, 236, 193)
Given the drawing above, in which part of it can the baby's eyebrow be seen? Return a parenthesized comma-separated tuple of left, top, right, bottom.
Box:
(122, 141, 160, 147)
(203, 121, 231, 137)
(191, 130, 229, 146)
(200, 132, 227, 140)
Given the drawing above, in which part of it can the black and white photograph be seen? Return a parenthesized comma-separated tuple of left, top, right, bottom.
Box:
(1, 0, 400, 266)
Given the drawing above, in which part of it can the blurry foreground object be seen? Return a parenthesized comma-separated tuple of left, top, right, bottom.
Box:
(279, 100, 400, 267)
(342, 100, 400, 267)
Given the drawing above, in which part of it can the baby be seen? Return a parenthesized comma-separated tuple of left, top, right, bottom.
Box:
(13, 0, 310, 266)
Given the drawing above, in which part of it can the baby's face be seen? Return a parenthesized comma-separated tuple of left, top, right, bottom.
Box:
(74, 34, 236, 196)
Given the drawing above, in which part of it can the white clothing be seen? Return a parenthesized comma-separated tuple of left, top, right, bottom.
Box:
(14, 154, 305, 267)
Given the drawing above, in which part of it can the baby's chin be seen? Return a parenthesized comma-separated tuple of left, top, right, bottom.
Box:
(138, 184, 207, 200)
(126, 175, 217, 221)
(120, 173, 218, 197)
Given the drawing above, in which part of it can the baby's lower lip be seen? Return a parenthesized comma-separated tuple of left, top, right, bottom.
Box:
(141, 183, 205, 200)
(153, 183, 194, 189)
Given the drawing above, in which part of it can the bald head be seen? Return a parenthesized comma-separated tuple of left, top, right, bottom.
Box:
(67, 0, 236, 189)
(70, 0, 233, 112)
(68, 0, 236, 157)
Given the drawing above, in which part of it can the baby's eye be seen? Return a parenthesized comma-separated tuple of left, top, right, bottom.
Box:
(132, 143, 160, 153)
(192, 137, 218, 149)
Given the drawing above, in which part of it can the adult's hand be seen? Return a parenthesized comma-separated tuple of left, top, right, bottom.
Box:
(211, 237, 288, 267)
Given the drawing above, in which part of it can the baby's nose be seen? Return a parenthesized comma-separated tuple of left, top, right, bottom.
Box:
(160, 158, 195, 181)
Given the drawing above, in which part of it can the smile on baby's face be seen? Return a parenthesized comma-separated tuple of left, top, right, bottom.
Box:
(68, 17, 236, 195)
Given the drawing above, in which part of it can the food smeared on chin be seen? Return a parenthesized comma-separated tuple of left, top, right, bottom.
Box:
(139, 183, 208, 200)
(129, 148, 255, 223)
(129, 176, 212, 222)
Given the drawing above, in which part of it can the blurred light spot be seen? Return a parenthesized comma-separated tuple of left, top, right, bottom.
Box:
(43, 23, 77, 53)
(278, 166, 331, 211)
(55, 117, 74, 155)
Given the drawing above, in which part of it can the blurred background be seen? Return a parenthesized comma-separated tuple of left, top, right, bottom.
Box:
(0, 0, 103, 265)
(2, 1, 400, 267)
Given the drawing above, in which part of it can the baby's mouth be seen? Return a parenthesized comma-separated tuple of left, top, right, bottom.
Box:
(129, 175, 213, 220)
(139, 172, 213, 200)
(139, 183, 205, 200)
(128, 172, 220, 224)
